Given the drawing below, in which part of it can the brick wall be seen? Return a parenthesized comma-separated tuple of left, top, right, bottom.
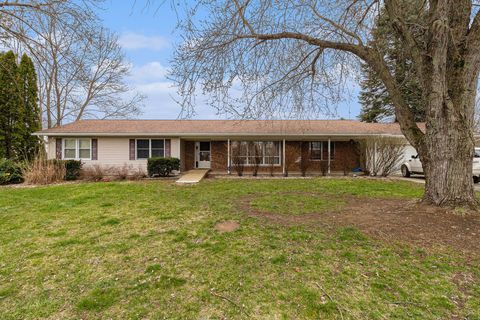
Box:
(183, 139, 360, 174)
(211, 141, 228, 171)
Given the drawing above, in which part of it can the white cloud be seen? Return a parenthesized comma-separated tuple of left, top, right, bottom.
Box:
(129, 61, 169, 84)
(125, 60, 220, 119)
(119, 31, 170, 51)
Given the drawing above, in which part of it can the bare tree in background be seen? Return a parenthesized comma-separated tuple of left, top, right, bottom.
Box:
(31, 15, 143, 127)
(1, 1, 144, 128)
(169, 0, 480, 207)
(0, 1, 99, 47)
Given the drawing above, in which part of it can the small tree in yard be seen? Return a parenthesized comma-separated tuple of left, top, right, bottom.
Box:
(360, 137, 406, 177)
(231, 142, 246, 177)
(337, 152, 352, 176)
(265, 142, 277, 177)
(284, 143, 300, 177)
(319, 161, 329, 176)
(250, 142, 262, 177)
(299, 142, 311, 177)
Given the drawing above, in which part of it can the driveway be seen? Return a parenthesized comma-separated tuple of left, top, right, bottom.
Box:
(396, 176, 480, 191)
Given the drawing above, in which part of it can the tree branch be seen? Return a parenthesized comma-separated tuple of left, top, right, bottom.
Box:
(233, 30, 424, 147)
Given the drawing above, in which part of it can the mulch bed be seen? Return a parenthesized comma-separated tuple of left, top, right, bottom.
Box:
(237, 193, 480, 258)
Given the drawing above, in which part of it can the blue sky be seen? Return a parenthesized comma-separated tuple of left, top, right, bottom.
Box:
(98, 1, 361, 120)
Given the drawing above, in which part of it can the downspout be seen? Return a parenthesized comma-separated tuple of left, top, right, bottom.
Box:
(282, 139, 286, 176)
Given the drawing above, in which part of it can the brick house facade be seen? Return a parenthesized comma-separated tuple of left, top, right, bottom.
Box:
(37, 120, 420, 175)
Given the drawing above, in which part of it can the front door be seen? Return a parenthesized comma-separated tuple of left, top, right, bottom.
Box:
(195, 141, 211, 168)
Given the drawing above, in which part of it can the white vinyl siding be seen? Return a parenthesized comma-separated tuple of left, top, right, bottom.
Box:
(47, 137, 181, 173)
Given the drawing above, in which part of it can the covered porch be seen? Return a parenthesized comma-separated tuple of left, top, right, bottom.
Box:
(179, 137, 364, 175)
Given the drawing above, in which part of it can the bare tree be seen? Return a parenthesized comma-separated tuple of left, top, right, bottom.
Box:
(319, 160, 329, 176)
(231, 141, 246, 176)
(265, 142, 276, 177)
(170, 1, 480, 207)
(337, 152, 353, 176)
(1, 1, 144, 128)
(249, 141, 262, 176)
(33, 17, 144, 127)
(299, 142, 312, 177)
(360, 137, 406, 177)
(284, 143, 300, 177)
(0, 1, 99, 48)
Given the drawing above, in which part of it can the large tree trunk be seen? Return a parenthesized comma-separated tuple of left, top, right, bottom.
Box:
(417, 72, 478, 207)
(417, 1, 479, 207)
(421, 126, 476, 207)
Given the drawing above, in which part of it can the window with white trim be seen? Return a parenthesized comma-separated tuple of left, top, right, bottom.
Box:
(309, 141, 335, 160)
(231, 141, 281, 165)
(136, 139, 165, 159)
(63, 138, 91, 160)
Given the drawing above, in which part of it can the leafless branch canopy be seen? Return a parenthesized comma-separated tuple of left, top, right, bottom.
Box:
(170, 0, 480, 149)
(0, 0, 145, 127)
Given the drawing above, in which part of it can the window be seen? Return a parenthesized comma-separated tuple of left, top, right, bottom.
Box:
(310, 142, 322, 160)
(78, 139, 91, 159)
(63, 138, 91, 160)
(309, 141, 335, 160)
(264, 141, 280, 165)
(151, 139, 165, 157)
(136, 139, 166, 159)
(198, 142, 211, 161)
(231, 141, 281, 165)
(64, 139, 77, 159)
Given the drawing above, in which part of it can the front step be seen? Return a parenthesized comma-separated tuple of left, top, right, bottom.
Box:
(175, 169, 210, 184)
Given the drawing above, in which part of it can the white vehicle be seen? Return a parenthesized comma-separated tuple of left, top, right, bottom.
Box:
(401, 148, 480, 183)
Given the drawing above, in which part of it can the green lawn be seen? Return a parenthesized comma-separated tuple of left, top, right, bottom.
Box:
(0, 178, 479, 319)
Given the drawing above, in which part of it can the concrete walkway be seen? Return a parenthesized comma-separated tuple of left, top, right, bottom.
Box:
(176, 169, 210, 184)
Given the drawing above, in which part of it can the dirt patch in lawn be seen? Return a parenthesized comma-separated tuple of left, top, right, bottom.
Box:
(215, 221, 240, 233)
(238, 194, 480, 257)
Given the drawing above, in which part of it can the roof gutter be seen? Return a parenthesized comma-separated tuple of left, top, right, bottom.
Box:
(34, 131, 409, 138)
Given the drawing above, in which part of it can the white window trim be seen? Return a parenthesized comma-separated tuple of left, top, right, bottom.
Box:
(63, 138, 92, 160)
(233, 141, 281, 166)
(135, 138, 166, 160)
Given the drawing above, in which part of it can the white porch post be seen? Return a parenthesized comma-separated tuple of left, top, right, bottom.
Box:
(327, 139, 331, 174)
(227, 139, 231, 174)
(282, 139, 286, 175)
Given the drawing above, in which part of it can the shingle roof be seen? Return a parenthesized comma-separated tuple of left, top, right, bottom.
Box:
(37, 119, 421, 137)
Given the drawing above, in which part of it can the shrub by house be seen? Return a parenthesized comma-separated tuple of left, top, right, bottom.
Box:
(147, 157, 180, 177)
(0, 158, 23, 184)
